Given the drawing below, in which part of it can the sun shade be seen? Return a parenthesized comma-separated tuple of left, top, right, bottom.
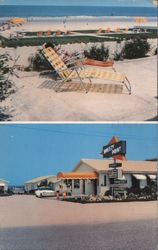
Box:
(148, 174, 156, 180)
(133, 174, 146, 180)
(133, 17, 147, 22)
(0, 183, 5, 186)
(10, 18, 26, 24)
(57, 172, 99, 180)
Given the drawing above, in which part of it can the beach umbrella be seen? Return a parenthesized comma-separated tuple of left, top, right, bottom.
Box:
(9, 18, 26, 24)
(56, 30, 61, 35)
(38, 31, 43, 37)
(133, 17, 147, 28)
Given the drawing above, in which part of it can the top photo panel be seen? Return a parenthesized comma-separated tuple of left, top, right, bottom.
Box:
(0, 0, 157, 122)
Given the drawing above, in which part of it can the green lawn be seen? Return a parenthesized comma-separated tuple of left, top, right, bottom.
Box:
(0, 29, 157, 48)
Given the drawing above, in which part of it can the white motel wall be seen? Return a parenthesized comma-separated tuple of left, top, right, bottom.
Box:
(66, 159, 157, 196)
(0, 179, 8, 192)
(25, 159, 157, 196)
(25, 176, 62, 193)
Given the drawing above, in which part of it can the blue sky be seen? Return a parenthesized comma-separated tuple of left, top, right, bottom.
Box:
(0, 124, 157, 185)
(0, 0, 154, 6)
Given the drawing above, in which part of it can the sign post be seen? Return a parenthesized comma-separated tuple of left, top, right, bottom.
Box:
(101, 136, 127, 198)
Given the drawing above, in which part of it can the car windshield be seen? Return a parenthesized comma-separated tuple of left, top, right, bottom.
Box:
(38, 187, 52, 190)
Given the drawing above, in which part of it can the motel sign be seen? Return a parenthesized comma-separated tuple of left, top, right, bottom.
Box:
(103, 140, 126, 158)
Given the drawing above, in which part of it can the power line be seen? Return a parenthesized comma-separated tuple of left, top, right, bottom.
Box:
(1, 124, 157, 142)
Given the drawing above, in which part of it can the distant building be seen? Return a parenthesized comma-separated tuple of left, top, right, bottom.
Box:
(57, 159, 157, 196)
(24, 175, 62, 193)
(0, 179, 8, 192)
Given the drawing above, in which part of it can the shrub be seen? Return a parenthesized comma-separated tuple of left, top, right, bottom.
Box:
(114, 51, 123, 61)
(121, 37, 150, 59)
(104, 190, 111, 196)
(0, 53, 13, 101)
(0, 107, 11, 121)
(126, 186, 140, 195)
(28, 50, 52, 71)
(84, 43, 109, 61)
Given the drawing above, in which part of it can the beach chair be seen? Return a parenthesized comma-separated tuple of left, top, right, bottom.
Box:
(106, 27, 111, 33)
(56, 30, 61, 35)
(66, 30, 70, 35)
(46, 30, 51, 36)
(38, 31, 43, 37)
(97, 28, 102, 34)
(42, 44, 131, 94)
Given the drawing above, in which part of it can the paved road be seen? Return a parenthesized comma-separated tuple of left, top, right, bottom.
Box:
(0, 219, 157, 250)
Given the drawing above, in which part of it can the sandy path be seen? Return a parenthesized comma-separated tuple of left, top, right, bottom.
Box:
(0, 196, 157, 228)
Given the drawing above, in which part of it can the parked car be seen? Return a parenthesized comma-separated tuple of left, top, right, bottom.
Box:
(35, 187, 56, 198)
(12, 187, 25, 194)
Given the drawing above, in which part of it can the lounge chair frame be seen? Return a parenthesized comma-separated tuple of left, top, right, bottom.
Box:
(42, 44, 131, 94)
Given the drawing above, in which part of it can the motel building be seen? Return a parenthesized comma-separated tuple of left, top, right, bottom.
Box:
(57, 159, 157, 196)
(0, 178, 8, 193)
(24, 175, 62, 193)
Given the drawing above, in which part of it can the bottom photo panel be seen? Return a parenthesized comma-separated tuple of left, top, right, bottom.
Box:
(0, 123, 158, 250)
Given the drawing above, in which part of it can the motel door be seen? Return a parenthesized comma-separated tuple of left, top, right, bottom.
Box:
(83, 180, 85, 194)
(94, 180, 97, 196)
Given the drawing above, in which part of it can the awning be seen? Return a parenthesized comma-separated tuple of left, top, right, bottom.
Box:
(119, 175, 126, 180)
(0, 183, 5, 187)
(133, 174, 146, 180)
(57, 172, 99, 180)
(148, 174, 156, 180)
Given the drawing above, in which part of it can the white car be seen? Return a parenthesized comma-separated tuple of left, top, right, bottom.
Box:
(35, 187, 56, 198)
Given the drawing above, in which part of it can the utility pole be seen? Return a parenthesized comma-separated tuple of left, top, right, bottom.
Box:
(157, 160, 158, 200)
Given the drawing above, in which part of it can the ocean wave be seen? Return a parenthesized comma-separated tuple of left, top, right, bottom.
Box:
(0, 16, 157, 22)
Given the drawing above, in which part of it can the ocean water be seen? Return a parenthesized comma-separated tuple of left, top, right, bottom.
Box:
(0, 5, 157, 18)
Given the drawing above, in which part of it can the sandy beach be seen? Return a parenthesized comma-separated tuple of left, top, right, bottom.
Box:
(0, 52, 157, 121)
(0, 18, 157, 121)
(1, 16, 157, 38)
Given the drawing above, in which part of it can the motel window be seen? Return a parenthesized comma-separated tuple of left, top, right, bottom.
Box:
(104, 175, 107, 186)
(110, 178, 114, 185)
(132, 176, 139, 189)
(74, 179, 80, 189)
(64, 179, 72, 187)
(97, 179, 99, 186)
